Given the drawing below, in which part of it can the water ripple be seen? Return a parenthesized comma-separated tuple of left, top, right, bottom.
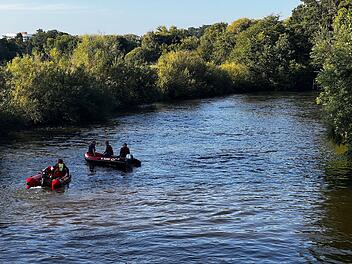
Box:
(0, 93, 351, 263)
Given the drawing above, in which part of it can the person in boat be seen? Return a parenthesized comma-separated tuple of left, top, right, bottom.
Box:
(88, 140, 96, 156)
(51, 159, 70, 190)
(103, 140, 114, 157)
(119, 143, 130, 159)
(42, 166, 55, 179)
(53, 159, 69, 178)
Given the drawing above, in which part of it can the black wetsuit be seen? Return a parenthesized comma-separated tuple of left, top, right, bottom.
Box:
(120, 146, 130, 158)
(104, 144, 114, 157)
(88, 143, 96, 154)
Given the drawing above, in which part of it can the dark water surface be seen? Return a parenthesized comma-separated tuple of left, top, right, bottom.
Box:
(1, 93, 352, 263)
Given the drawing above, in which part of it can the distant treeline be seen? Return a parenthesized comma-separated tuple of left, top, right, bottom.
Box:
(1, 0, 352, 153)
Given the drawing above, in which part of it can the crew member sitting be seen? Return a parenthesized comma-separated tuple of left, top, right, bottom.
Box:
(120, 143, 130, 159)
(104, 140, 114, 157)
(53, 158, 69, 178)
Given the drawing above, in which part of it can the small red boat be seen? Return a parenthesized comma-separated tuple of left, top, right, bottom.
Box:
(26, 167, 71, 190)
(84, 152, 141, 172)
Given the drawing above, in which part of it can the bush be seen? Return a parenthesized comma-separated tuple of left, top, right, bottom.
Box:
(105, 60, 158, 107)
(156, 51, 209, 99)
(6, 55, 112, 125)
(0, 66, 23, 135)
(219, 63, 250, 91)
(313, 6, 352, 149)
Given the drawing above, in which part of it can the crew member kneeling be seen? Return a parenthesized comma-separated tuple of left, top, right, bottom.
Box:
(52, 159, 70, 190)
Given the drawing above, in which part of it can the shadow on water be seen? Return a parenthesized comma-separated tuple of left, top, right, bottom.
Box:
(307, 156, 352, 263)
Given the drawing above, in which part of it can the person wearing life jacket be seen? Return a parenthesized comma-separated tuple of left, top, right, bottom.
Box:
(103, 140, 114, 157)
(51, 159, 70, 190)
(119, 143, 130, 159)
(53, 159, 69, 178)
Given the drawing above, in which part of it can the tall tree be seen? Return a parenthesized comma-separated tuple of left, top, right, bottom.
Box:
(313, 2, 352, 148)
(198, 23, 228, 63)
(230, 16, 306, 90)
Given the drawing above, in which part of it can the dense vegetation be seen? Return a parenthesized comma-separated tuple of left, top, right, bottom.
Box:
(312, 1, 352, 153)
(1, 0, 352, 154)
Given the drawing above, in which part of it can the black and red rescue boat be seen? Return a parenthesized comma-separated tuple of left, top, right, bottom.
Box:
(84, 152, 141, 172)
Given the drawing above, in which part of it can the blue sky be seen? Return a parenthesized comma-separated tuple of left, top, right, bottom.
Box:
(0, 0, 301, 35)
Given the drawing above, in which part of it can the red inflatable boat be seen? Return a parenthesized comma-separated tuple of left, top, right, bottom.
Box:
(84, 152, 141, 172)
(26, 166, 71, 190)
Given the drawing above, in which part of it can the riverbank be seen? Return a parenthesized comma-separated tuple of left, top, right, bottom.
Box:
(0, 89, 315, 137)
(2, 2, 352, 155)
(0, 14, 316, 137)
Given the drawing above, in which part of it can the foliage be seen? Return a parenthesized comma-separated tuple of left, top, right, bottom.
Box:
(227, 18, 253, 34)
(157, 51, 208, 99)
(137, 26, 190, 63)
(71, 35, 124, 75)
(71, 35, 158, 107)
(104, 60, 158, 106)
(229, 16, 312, 90)
(178, 36, 199, 51)
(156, 50, 232, 99)
(45, 34, 79, 57)
(0, 37, 25, 64)
(198, 23, 229, 64)
(125, 47, 149, 64)
(6, 55, 111, 124)
(187, 25, 210, 38)
(2, 1, 345, 134)
(26, 29, 68, 54)
(219, 63, 250, 90)
(0, 67, 18, 135)
(313, 4, 352, 148)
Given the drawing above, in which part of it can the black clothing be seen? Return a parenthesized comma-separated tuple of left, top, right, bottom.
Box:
(120, 146, 130, 158)
(88, 143, 96, 154)
(104, 144, 114, 157)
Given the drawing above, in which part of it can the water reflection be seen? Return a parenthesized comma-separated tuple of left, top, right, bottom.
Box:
(307, 157, 352, 263)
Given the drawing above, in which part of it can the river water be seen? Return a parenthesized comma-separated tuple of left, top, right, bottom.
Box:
(0, 93, 351, 263)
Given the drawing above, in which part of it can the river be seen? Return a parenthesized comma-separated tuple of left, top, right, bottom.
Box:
(0, 93, 351, 263)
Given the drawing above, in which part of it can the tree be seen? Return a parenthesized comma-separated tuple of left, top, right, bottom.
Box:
(0, 37, 24, 64)
(229, 16, 310, 90)
(198, 23, 229, 63)
(6, 55, 111, 124)
(71, 35, 157, 107)
(227, 18, 253, 34)
(156, 50, 231, 99)
(157, 51, 208, 99)
(105, 60, 158, 106)
(219, 62, 250, 90)
(139, 27, 189, 63)
(139, 32, 163, 63)
(313, 3, 352, 149)
(0, 67, 19, 135)
(187, 25, 210, 38)
(178, 36, 199, 51)
(71, 35, 125, 78)
(286, 0, 338, 71)
(26, 29, 68, 55)
(45, 34, 78, 57)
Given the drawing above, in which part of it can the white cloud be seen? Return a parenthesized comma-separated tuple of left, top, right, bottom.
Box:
(0, 3, 90, 12)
